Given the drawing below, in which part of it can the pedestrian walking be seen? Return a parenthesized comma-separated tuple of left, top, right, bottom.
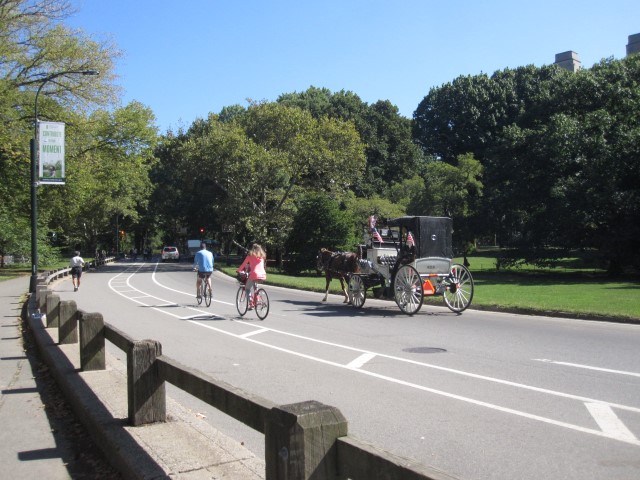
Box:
(70, 251, 85, 292)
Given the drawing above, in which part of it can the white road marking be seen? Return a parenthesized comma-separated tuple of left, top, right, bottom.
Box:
(107, 264, 640, 447)
(188, 317, 640, 447)
(239, 328, 269, 339)
(534, 359, 640, 378)
(585, 402, 638, 443)
(107, 266, 224, 321)
(347, 352, 377, 369)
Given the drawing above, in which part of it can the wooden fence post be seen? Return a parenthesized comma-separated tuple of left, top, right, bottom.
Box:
(79, 312, 105, 371)
(128, 339, 165, 426)
(36, 284, 48, 313)
(59, 300, 78, 344)
(265, 400, 348, 480)
(45, 294, 60, 328)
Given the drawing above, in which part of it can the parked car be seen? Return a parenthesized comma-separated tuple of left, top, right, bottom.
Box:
(161, 246, 179, 262)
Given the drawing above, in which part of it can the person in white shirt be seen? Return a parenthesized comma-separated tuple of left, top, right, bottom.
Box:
(70, 251, 85, 292)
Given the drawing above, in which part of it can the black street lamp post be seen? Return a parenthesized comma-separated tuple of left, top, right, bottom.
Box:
(29, 69, 99, 293)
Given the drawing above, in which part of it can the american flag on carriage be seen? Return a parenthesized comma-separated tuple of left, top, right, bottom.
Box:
(373, 228, 384, 243)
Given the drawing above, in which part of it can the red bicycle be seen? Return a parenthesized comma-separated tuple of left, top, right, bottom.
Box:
(235, 271, 269, 320)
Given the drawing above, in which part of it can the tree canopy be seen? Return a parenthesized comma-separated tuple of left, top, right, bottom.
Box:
(149, 102, 366, 254)
(414, 56, 640, 271)
(0, 0, 157, 262)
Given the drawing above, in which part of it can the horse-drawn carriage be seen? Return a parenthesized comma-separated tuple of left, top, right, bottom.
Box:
(346, 216, 474, 315)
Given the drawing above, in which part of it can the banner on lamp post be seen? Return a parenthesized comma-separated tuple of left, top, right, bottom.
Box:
(37, 121, 65, 185)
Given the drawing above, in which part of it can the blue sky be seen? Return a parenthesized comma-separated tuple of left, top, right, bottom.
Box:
(67, 0, 640, 133)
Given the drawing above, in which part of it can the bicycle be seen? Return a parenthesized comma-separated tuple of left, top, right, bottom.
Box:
(235, 271, 269, 320)
(195, 269, 212, 307)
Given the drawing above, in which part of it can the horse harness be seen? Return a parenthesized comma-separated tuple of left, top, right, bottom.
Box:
(320, 251, 350, 276)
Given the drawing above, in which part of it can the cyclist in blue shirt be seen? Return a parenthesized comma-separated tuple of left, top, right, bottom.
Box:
(193, 242, 214, 300)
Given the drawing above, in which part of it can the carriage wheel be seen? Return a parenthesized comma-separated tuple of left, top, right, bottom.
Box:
(348, 275, 366, 308)
(393, 265, 423, 315)
(443, 264, 474, 313)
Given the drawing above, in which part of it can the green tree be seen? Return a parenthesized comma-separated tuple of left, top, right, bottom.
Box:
(413, 66, 562, 164)
(43, 101, 158, 253)
(159, 103, 367, 252)
(342, 192, 406, 240)
(284, 193, 356, 273)
(278, 87, 425, 198)
(0, 0, 122, 263)
(479, 57, 640, 271)
(408, 153, 483, 252)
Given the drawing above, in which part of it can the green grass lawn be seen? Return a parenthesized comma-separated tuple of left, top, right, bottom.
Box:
(446, 272, 640, 320)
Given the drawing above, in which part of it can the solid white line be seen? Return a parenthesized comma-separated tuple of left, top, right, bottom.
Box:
(347, 352, 377, 369)
(534, 359, 640, 378)
(151, 262, 234, 306)
(585, 402, 638, 442)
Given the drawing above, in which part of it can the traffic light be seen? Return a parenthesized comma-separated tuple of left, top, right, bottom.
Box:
(199, 227, 205, 235)
(119, 230, 125, 239)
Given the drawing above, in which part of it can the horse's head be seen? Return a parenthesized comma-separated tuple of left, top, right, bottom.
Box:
(316, 248, 330, 274)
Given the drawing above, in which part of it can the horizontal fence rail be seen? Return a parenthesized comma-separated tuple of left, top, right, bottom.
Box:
(35, 264, 457, 480)
(158, 355, 276, 434)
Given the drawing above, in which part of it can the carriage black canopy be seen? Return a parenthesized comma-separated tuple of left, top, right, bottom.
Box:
(386, 216, 454, 259)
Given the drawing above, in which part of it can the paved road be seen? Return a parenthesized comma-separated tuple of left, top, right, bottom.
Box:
(52, 261, 640, 480)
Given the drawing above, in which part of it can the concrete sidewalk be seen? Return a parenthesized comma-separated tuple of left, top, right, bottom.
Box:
(1, 275, 265, 479)
(0, 275, 116, 478)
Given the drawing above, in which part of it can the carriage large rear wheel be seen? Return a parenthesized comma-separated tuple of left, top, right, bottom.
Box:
(443, 264, 474, 313)
(348, 274, 366, 308)
(393, 265, 423, 315)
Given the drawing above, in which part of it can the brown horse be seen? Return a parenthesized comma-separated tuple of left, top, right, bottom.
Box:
(316, 248, 360, 303)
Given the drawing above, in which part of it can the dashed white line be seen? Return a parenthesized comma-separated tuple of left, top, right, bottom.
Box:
(585, 402, 638, 443)
(239, 328, 269, 339)
(347, 352, 377, 369)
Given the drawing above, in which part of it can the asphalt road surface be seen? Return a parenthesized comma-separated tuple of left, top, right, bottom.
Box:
(52, 260, 640, 480)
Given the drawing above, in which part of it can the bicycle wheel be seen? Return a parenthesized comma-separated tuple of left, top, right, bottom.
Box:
(236, 286, 248, 316)
(196, 282, 203, 305)
(204, 282, 212, 307)
(255, 288, 270, 320)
